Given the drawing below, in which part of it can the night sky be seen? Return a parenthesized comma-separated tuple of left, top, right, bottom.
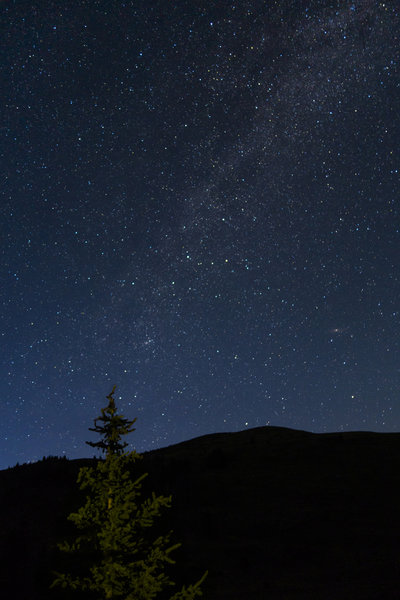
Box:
(1, 0, 399, 470)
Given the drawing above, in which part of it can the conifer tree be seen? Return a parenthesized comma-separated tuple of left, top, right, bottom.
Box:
(51, 387, 207, 599)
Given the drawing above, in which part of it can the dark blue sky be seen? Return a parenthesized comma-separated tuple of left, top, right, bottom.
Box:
(1, 0, 399, 469)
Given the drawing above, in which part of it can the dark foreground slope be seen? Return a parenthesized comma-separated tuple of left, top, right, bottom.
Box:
(0, 426, 399, 599)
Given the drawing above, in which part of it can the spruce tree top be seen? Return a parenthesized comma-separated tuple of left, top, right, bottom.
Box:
(86, 386, 137, 457)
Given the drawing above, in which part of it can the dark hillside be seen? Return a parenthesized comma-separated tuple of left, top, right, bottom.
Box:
(1, 426, 399, 599)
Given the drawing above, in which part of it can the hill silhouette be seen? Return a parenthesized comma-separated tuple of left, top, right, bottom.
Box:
(0, 425, 399, 599)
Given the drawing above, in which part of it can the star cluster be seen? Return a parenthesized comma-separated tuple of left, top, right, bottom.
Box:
(1, 0, 399, 469)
